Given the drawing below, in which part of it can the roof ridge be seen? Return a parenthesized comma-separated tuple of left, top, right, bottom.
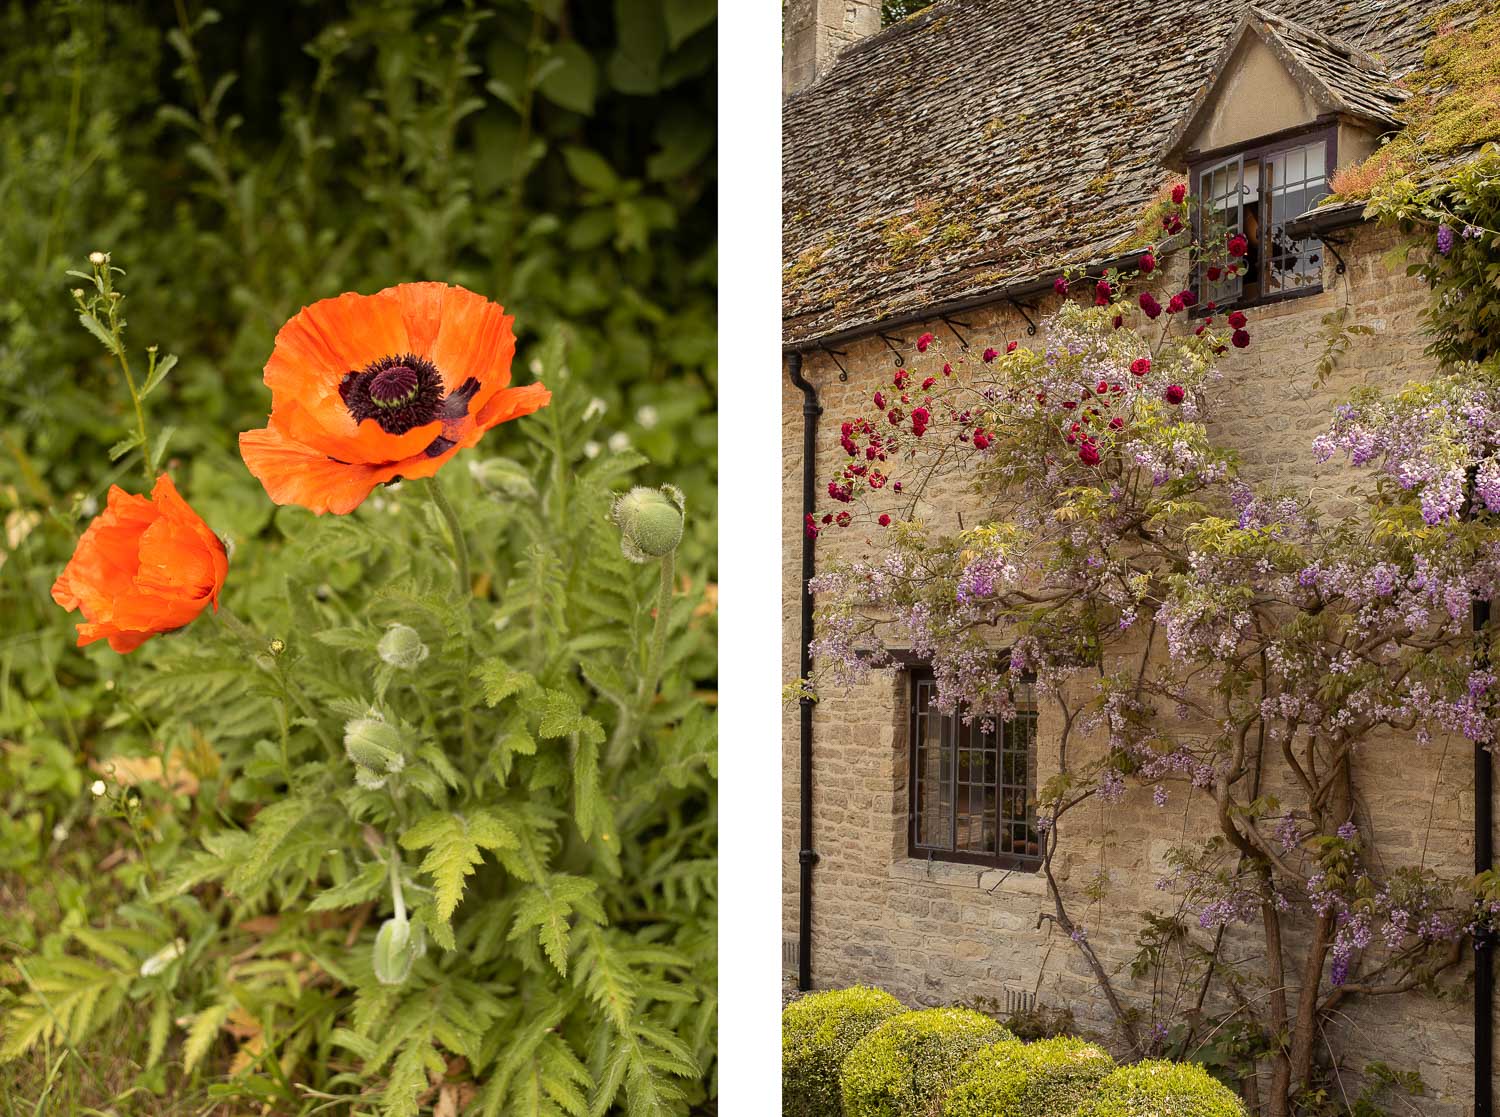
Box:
(1251, 4, 1391, 71)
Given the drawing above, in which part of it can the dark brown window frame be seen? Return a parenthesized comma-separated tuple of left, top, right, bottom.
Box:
(905, 666, 1041, 871)
(1187, 122, 1338, 312)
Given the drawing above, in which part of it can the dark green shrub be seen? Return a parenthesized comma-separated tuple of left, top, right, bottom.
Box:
(840, 1007, 1010, 1117)
(783, 986, 906, 1117)
(1074, 1059, 1247, 1117)
(941, 1035, 1114, 1117)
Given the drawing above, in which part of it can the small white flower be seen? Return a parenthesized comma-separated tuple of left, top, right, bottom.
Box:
(584, 440, 602, 459)
(636, 404, 659, 430)
(90, 779, 107, 797)
(81, 494, 98, 517)
(529, 357, 544, 376)
(584, 397, 608, 422)
(140, 939, 186, 977)
(88, 251, 107, 266)
(52, 824, 68, 842)
(608, 431, 631, 453)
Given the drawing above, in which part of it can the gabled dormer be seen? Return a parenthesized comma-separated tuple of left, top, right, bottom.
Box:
(1162, 7, 1406, 306)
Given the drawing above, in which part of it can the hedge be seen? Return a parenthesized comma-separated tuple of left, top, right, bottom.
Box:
(1074, 1059, 1247, 1117)
(840, 1007, 1011, 1117)
(783, 987, 907, 1117)
(942, 1035, 1116, 1117)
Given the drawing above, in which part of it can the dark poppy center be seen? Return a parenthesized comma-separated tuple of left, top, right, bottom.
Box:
(339, 352, 484, 447)
(369, 365, 419, 409)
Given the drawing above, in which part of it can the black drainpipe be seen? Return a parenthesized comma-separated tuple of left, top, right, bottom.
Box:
(1479, 589, 1494, 1117)
(788, 350, 821, 992)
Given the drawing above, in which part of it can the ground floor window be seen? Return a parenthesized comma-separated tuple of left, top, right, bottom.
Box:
(907, 668, 1040, 870)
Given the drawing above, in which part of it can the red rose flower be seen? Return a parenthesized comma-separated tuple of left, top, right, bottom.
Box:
(1171, 183, 1187, 205)
(1061, 400, 1077, 410)
(1131, 357, 1151, 376)
(805, 514, 819, 538)
(1096, 380, 1109, 394)
(943, 362, 953, 375)
(1167, 294, 1185, 314)
(1109, 416, 1124, 430)
(1232, 329, 1251, 348)
(1053, 276, 1069, 296)
(911, 407, 930, 437)
(1079, 441, 1101, 465)
(973, 431, 991, 450)
(835, 511, 851, 527)
(1139, 292, 1162, 319)
(1113, 315, 1124, 329)
(1206, 266, 1222, 281)
(893, 481, 903, 492)
(1227, 311, 1247, 329)
(916, 332, 934, 353)
(893, 369, 909, 388)
(1138, 251, 1156, 274)
(922, 376, 936, 390)
(1006, 340, 1018, 353)
(1227, 233, 1248, 257)
(874, 391, 886, 408)
(983, 347, 998, 363)
(1164, 385, 1185, 405)
(878, 514, 891, 527)
(1180, 289, 1197, 307)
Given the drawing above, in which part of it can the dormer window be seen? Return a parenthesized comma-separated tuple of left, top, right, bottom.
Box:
(1162, 7, 1406, 309)
(1194, 130, 1333, 307)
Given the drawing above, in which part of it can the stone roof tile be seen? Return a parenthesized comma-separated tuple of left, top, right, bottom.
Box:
(782, 0, 1444, 347)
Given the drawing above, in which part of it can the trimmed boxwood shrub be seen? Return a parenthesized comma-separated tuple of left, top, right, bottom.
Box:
(840, 1007, 1011, 1117)
(783, 986, 907, 1116)
(1074, 1059, 1247, 1117)
(941, 1035, 1115, 1116)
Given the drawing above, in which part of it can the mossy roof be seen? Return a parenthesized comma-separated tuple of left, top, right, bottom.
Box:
(782, 0, 1448, 347)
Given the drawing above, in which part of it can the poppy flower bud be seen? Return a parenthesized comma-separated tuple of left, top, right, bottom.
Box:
(469, 457, 537, 499)
(612, 484, 685, 563)
(344, 716, 406, 774)
(378, 624, 429, 669)
(373, 914, 426, 986)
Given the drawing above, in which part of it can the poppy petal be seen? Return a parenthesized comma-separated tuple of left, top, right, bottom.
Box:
(240, 426, 393, 516)
(271, 398, 443, 466)
(264, 288, 410, 441)
(430, 285, 516, 401)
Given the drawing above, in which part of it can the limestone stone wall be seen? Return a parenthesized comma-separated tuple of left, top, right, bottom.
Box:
(781, 221, 1494, 1111)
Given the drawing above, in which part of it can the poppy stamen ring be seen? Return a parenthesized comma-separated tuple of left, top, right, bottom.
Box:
(339, 353, 450, 435)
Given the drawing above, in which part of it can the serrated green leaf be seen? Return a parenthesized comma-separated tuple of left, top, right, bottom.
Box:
(77, 311, 119, 355)
(400, 809, 518, 929)
(508, 874, 602, 976)
(141, 352, 177, 396)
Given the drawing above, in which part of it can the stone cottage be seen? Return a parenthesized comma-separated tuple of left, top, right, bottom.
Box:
(781, 0, 1497, 1109)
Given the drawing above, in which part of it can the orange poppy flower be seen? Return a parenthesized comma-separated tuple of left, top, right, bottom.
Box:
(239, 282, 550, 515)
(51, 474, 228, 653)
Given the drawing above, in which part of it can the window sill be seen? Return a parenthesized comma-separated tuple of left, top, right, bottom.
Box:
(889, 857, 1047, 895)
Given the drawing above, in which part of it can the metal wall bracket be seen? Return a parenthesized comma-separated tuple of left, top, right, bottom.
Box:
(878, 331, 906, 366)
(939, 314, 974, 350)
(1009, 299, 1038, 336)
(819, 344, 851, 382)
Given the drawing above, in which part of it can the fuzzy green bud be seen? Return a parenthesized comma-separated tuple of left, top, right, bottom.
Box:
(377, 624, 429, 668)
(612, 484, 685, 563)
(468, 456, 536, 499)
(372, 914, 425, 985)
(343, 716, 405, 774)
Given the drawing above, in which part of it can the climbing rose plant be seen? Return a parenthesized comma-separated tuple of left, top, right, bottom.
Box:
(806, 197, 1494, 1114)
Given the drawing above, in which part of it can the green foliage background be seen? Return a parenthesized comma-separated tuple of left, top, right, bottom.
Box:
(0, 1, 717, 1112)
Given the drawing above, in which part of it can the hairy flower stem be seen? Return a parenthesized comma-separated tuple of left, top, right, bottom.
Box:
(426, 475, 476, 753)
(607, 552, 677, 770)
(388, 843, 407, 923)
(215, 606, 335, 755)
(640, 549, 675, 705)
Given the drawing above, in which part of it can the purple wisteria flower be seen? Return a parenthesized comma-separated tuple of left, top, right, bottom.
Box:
(1437, 224, 1455, 255)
